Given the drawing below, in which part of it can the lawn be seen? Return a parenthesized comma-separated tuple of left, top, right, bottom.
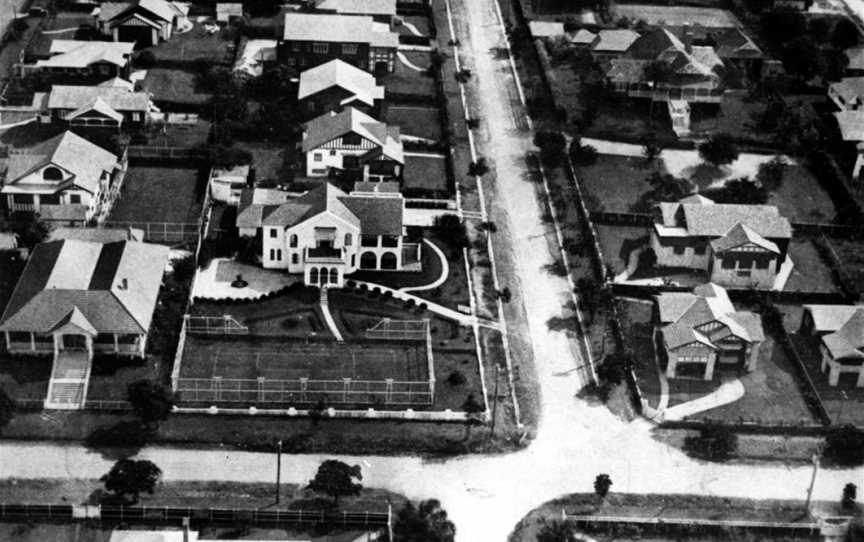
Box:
(380, 53, 436, 99)
(576, 154, 663, 213)
(594, 224, 649, 275)
(616, 299, 661, 409)
(690, 92, 771, 144)
(767, 164, 836, 223)
(85, 353, 158, 402)
(0, 353, 51, 401)
(824, 235, 864, 293)
(792, 333, 864, 427)
(0, 249, 24, 316)
(146, 24, 234, 65)
(109, 163, 205, 224)
(142, 68, 211, 106)
(403, 154, 449, 194)
(235, 140, 289, 183)
(386, 105, 442, 141)
(783, 239, 839, 294)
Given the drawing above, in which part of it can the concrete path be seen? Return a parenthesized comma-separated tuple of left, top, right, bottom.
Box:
(612, 246, 643, 283)
(401, 21, 425, 37)
(662, 379, 746, 421)
(319, 289, 344, 342)
(772, 256, 795, 292)
(401, 239, 449, 293)
(397, 51, 427, 72)
(403, 151, 448, 159)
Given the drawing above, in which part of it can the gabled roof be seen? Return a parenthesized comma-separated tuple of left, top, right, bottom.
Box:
(846, 46, 864, 72)
(37, 40, 134, 69)
(657, 283, 764, 350)
(627, 28, 685, 60)
(302, 107, 403, 164)
(830, 77, 864, 104)
(314, 0, 397, 16)
(656, 196, 792, 240)
(47, 85, 150, 112)
(99, 0, 182, 24)
(714, 28, 762, 59)
(99, 77, 136, 90)
(282, 13, 399, 49)
(710, 223, 779, 253)
(0, 239, 169, 335)
(241, 182, 404, 236)
(822, 309, 864, 360)
(591, 29, 640, 52)
(528, 21, 565, 38)
(804, 304, 864, 332)
(834, 111, 864, 142)
(64, 96, 124, 123)
(298, 59, 385, 107)
(570, 28, 597, 44)
(3, 131, 120, 194)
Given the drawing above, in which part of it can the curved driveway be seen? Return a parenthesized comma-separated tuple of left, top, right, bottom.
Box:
(1, 1, 863, 541)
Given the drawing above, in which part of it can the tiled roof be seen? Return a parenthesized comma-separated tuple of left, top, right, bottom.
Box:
(314, 0, 397, 16)
(834, 111, 864, 142)
(282, 13, 399, 49)
(714, 28, 761, 59)
(3, 131, 119, 195)
(822, 309, 864, 360)
(302, 107, 403, 164)
(0, 239, 169, 334)
(298, 59, 385, 107)
(47, 85, 150, 112)
(710, 223, 779, 253)
(262, 183, 359, 229)
(591, 29, 640, 52)
(38, 40, 134, 69)
(846, 46, 864, 71)
(528, 21, 565, 38)
(656, 196, 792, 240)
(803, 304, 864, 332)
(340, 194, 403, 236)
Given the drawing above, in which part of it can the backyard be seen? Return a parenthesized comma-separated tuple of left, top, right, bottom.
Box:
(142, 68, 211, 107)
(402, 154, 450, 194)
(146, 23, 235, 65)
(109, 162, 206, 224)
(386, 105, 443, 142)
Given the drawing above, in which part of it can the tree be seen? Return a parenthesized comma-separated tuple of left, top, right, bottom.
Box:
(698, 133, 739, 168)
(0, 389, 15, 431)
(134, 50, 156, 68)
(594, 474, 612, 499)
(760, 9, 806, 45)
(707, 177, 768, 204)
(825, 425, 864, 466)
(307, 460, 363, 504)
(461, 393, 485, 439)
(101, 459, 162, 504)
(643, 140, 662, 165)
(536, 520, 577, 542)
(534, 131, 567, 167)
(127, 380, 175, 423)
(832, 18, 860, 49)
(431, 214, 468, 253)
(808, 17, 832, 43)
(11, 213, 50, 248)
(200, 144, 252, 169)
(633, 172, 692, 212)
(392, 499, 455, 542)
(569, 140, 598, 167)
(782, 37, 825, 81)
(756, 157, 785, 191)
(684, 423, 738, 461)
(843, 483, 857, 509)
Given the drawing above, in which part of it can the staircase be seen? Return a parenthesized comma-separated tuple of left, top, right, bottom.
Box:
(668, 99, 692, 137)
(44, 350, 91, 410)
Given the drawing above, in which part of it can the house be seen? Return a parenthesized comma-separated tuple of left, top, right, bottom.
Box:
(97, 0, 190, 47)
(829, 77, 864, 111)
(845, 46, 864, 76)
(279, 13, 399, 73)
(33, 84, 152, 128)
(311, 0, 397, 23)
(236, 182, 419, 287)
(0, 238, 169, 409)
(712, 28, 762, 79)
(801, 305, 864, 387)
(297, 59, 385, 118)
(529, 21, 566, 39)
(234, 186, 296, 236)
(656, 283, 764, 380)
(1, 131, 127, 225)
(302, 107, 403, 182)
(209, 164, 250, 204)
(33, 40, 135, 79)
(215, 2, 243, 23)
(611, 4, 742, 40)
(590, 29, 640, 63)
(651, 195, 792, 289)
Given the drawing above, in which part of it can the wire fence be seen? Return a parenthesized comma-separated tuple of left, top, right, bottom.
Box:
(185, 315, 249, 335)
(99, 221, 200, 243)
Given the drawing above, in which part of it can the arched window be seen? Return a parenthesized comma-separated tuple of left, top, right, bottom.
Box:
(329, 268, 338, 283)
(43, 166, 63, 181)
(309, 267, 319, 284)
(360, 252, 377, 269)
(344, 233, 353, 246)
(289, 234, 298, 248)
(380, 252, 397, 270)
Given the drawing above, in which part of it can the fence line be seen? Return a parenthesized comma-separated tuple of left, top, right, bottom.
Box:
(127, 146, 206, 160)
(184, 314, 249, 335)
(98, 221, 199, 243)
(563, 512, 822, 533)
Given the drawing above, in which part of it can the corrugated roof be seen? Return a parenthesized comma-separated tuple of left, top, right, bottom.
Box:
(49, 227, 144, 242)
(847, 46, 864, 71)
(302, 107, 403, 163)
(298, 59, 385, 107)
(38, 40, 134, 69)
(831, 77, 864, 104)
(591, 29, 640, 52)
(804, 304, 864, 332)
(100, 0, 179, 23)
(570, 28, 596, 44)
(282, 13, 399, 49)
(47, 85, 150, 112)
(834, 111, 864, 142)
(0, 239, 169, 334)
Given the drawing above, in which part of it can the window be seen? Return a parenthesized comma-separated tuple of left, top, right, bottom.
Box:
(291, 42, 300, 52)
(276, 249, 282, 261)
(8, 331, 30, 343)
(313, 153, 322, 162)
(132, 112, 141, 121)
(342, 43, 358, 55)
(673, 245, 685, 255)
(344, 233, 353, 246)
(43, 166, 63, 181)
(329, 149, 337, 156)
(40, 193, 60, 205)
(361, 234, 378, 247)
(69, 194, 81, 204)
(291, 253, 299, 264)
(694, 244, 706, 255)
(721, 256, 735, 269)
(351, 254, 356, 267)
(286, 58, 296, 66)
(736, 269, 752, 277)
(381, 235, 398, 248)
(269, 249, 275, 260)
(342, 133, 361, 146)
(289, 234, 298, 248)
(12, 194, 33, 204)
(269, 228, 278, 238)
(313, 42, 329, 54)
(754, 257, 770, 269)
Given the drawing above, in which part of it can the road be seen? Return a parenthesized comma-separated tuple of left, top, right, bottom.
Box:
(1, 1, 864, 540)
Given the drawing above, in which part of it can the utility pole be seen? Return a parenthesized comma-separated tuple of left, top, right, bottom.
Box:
(275, 440, 282, 505)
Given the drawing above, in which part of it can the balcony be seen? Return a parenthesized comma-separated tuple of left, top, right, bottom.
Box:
(304, 246, 345, 264)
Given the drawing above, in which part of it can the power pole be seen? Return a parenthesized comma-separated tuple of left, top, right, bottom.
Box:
(275, 440, 282, 505)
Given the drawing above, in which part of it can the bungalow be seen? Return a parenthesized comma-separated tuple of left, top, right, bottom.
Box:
(33, 84, 152, 127)
(1, 131, 127, 226)
(279, 13, 400, 73)
(801, 305, 864, 387)
(656, 283, 764, 380)
(0, 238, 169, 409)
(651, 195, 792, 289)
(297, 59, 385, 118)
(302, 107, 404, 182)
(590, 29, 640, 63)
(236, 182, 418, 287)
(33, 40, 135, 80)
(829, 77, 864, 111)
(97, 0, 190, 47)
(311, 0, 397, 23)
(712, 27, 763, 80)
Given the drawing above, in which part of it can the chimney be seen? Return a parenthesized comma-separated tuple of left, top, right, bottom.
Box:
(119, 278, 128, 290)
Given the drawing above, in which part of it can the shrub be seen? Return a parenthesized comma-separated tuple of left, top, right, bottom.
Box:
(0, 388, 14, 431)
(127, 380, 175, 422)
(86, 420, 156, 451)
(825, 425, 864, 466)
(534, 131, 567, 167)
(447, 370, 467, 386)
(698, 133, 739, 167)
(684, 424, 737, 461)
(345, 280, 356, 288)
(172, 254, 196, 283)
(468, 158, 489, 176)
(134, 50, 156, 69)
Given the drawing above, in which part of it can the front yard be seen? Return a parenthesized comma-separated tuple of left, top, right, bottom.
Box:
(379, 53, 436, 99)
(386, 105, 443, 142)
(402, 154, 450, 195)
(109, 162, 206, 224)
(576, 154, 664, 214)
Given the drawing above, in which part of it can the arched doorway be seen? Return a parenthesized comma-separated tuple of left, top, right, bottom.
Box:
(380, 252, 397, 270)
(320, 267, 329, 286)
(360, 252, 377, 269)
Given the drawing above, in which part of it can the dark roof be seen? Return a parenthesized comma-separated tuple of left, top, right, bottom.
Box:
(341, 195, 403, 236)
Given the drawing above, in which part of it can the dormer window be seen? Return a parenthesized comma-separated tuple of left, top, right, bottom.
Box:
(43, 166, 63, 181)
